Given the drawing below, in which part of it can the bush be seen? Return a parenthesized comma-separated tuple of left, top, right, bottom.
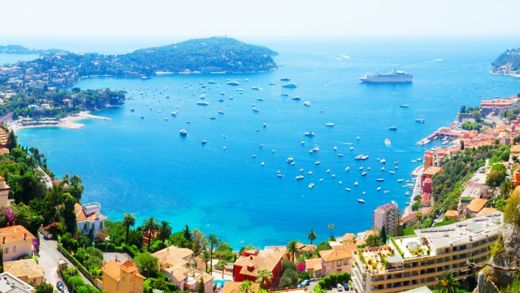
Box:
(35, 283, 54, 293)
(505, 188, 520, 226)
(60, 267, 99, 293)
(134, 253, 159, 277)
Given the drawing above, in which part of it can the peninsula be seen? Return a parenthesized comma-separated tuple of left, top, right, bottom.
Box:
(492, 48, 520, 77)
(0, 37, 278, 127)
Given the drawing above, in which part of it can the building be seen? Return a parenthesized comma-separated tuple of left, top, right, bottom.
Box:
(152, 245, 213, 293)
(3, 259, 44, 286)
(0, 272, 34, 292)
(305, 258, 325, 278)
(351, 212, 503, 293)
(319, 244, 355, 274)
(444, 210, 459, 220)
(222, 282, 260, 293)
(421, 167, 442, 194)
(0, 177, 10, 209)
(0, 225, 36, 261)
(233, 249, 285, 288)
(101, 260, 145, 293)
(74, 202, 106, 238)
(373, 202, 399, 236)
(465, 198, 488, 216)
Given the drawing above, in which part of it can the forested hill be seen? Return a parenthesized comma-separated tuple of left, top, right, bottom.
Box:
(0, 44, 68, 55)
(121, 37, 278, 74)
(492, 48, 520, 76)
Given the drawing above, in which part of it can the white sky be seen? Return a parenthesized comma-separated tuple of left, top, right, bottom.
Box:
(1, 0, 520, 38)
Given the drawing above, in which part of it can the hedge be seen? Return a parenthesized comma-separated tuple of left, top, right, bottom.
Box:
(57, 243, 99, 287)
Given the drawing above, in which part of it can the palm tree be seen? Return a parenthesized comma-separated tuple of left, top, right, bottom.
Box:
(215, 259, 228, 278)
(123, 213, 135, 244)
(142, 217, 159, 251)
(328, 223, 335, 240)
(208, 234, 219, 273)
(437, 271, 459, 293)
(255, 268, 273, 289)
(200, 250, 210, 272)
(239, 280, 254, 293)
(286, 240, 299, 262)
(307, 230, 317, 246)
(159, 221, 172, 244)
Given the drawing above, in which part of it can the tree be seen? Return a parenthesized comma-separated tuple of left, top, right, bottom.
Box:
(123, 213, 135, 244)
(255, 268, 273, 289)
(183, 225, 192, 241)
(208, 234, 219, 273)
(327, 224, 334, 239)
(486, 169, 506, 188)
(198, 278, 205, 293)
(239, 280, 254, 293)
(380, 227, 387, 243)
(437, 271, 459, 293)
(215, 259, 228, 278)
(142, 217, 159, 251)
(365, 235, 383, 247)
(307, 230, 317, 246)
(7, 131, 16, 150)
(35, 283, 54, 293)
(505, 187, 520, 226)
(286, 240, 299, 262)
(134, 253, 159, 278)
(63, 194, 77, 234)
(159, 221, 172, 245)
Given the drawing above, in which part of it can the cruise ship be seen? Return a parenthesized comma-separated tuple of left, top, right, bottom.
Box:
(360, 70, 413, 84)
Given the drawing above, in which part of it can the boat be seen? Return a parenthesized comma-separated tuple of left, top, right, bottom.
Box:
(295, 175, 305, 181)
(361, 171, 368, 176)
(354, 181, 359, 186)
(308, 183, 315, 189)
(201, 140, 208, 145)
(227, 80, 240, 86)
(380, 159, 386, 164)
(281, 93, 289, 97)
(196, 101, 209, 106)
(384, 138, 391, 145)
(400, 104, 409, 108)
(314, 161, 321, 165)
(388, 126, 398, 131)
(325, 122, 335, 127)
(280, 78, 290, 82)
(360, 70, 413, 84)
(355, 155, 369, 160)
(397, 179, 405, 183)
(130, 109, 135, 112)
(344, 167, 350, 172)
(140, 116, 144, 119)
(345, 188, 351, 192)
(304, 131, 315, 137)
(291, 96, 302, 101)
(308, 146, 320, 154)
(287, 157, 295, 164)
(357, 199, 366, 204)
(260, 161, 265, 166)
(303, 101, 311, 107)
(179, 129, 188, 137)
(282, 83, 298, 89)
(252, 107, 260, 113)
(389, 170, 395, 174)
(377, 186, 382, 191)
(415, 118, 425, 123)
(171, 111, 178, 117)
(251, 86, 262, 91)
(376, 178, 384, 182)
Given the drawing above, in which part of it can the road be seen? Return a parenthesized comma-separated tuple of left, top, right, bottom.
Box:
(38, 233, 94, 290)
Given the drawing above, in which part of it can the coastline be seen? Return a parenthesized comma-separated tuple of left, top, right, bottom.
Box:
(8, 111, 110, 133)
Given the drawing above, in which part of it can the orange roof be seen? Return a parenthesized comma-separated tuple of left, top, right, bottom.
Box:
(4, 259, 44, 280)
(444, 210, 459, 219)
(466, 198, 488, 213)
(340, 233, 356, 243)
(234, 249, 285, 277)
(423, 166, 443, 177)
(305, 258, 323, 271)
(477, 207, 497, 217)
(0, 225, 35, 244)
(319, 244, 354, 262)
(222, 282, 260, 293)
(511, 145, 520, 154)
(102, 260, 145, 282)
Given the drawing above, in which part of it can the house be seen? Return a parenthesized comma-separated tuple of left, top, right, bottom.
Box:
(444, 210, 459, 220)
(152, 245, 213, 293)
(102, 260, 145, 293)
(420, 193, 432, 207)
(319, 244, 355, 274)
(0, 272, 34, 292)
(465, 198, 488, 216)
(373, 202, 399, 236)
(511, 144, 520, 159)
(233, 249, 285, 288)
(477, 207, 498, 217)
(222, 282, 260, 293)
(0, 225, 36, 261)
(3, 259, 45, 286)
(74, 202, 106, 238)
(305, 258, 324, 278)
(0, 176, 10, 209)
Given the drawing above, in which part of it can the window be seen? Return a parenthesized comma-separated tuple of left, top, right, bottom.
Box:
(4, 247, 8, 254)
(337, 260, 342, 266)
(12, 246, 16, 253)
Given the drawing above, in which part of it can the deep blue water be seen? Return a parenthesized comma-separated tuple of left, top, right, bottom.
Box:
(16, 38, 520, 248)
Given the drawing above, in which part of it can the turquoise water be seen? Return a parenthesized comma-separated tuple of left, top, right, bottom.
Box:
(17, 38, 520, 248)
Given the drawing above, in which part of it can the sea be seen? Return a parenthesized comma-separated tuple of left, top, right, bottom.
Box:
(3, 37, 519, 248)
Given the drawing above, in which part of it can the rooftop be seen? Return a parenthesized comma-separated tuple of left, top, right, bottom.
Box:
(0, 226, 35, 244)
(0, 272, 34, 293)
(3, 259, 44, 282)
(466, 198, 489, 213)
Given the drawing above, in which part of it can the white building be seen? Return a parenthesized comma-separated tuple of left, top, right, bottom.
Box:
(0, 272, 34, 292)
(74, 202, 106, 238)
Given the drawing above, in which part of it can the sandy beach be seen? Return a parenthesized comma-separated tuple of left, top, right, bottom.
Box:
(8, 111, 110, 132)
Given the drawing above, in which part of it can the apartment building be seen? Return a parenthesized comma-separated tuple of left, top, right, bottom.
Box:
(352, 212, 503, 293)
